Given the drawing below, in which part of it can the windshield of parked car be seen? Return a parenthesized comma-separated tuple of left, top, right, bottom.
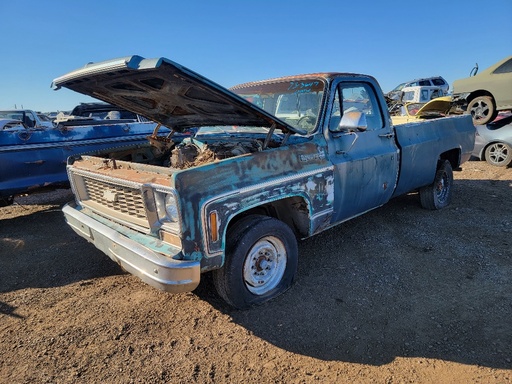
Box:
(0, 111, 25, 121)
(230, 78, 326, 134)
(391, 82, 406, 92)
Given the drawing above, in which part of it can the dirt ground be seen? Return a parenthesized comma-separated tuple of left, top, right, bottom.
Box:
(0, 160, 511, 384)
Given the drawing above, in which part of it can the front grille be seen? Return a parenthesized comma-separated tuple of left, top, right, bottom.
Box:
(83, 178, 147, 219)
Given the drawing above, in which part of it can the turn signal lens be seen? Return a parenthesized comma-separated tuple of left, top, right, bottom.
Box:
(209, 211, 218, 242)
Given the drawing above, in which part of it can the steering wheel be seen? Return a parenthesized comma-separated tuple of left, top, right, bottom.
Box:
(296, 115, 316, 130)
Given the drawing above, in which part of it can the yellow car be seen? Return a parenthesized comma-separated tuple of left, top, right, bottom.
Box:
(391, 96, 452, 125)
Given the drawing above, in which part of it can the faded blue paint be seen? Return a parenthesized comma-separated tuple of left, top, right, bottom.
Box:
(392, 114, 475, 197)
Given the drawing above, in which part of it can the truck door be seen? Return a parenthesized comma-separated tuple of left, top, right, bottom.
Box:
(326, 81, 400, 223)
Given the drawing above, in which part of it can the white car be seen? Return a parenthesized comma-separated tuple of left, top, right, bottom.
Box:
(387, 76, 449, 100)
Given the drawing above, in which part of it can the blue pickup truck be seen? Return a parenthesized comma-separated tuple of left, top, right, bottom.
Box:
(54, 55, 475, 309)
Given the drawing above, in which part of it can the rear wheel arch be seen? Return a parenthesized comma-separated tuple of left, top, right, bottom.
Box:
(419, 160, 453, 210)
(439, 148, 461, 170)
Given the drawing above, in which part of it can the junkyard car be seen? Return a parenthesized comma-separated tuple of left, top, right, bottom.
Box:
(53, 55, 475, 309)
(452, 56, 512, 125)
(391, 96, 452, 125)
(472, 113, 512, 167)
(54, 102, 147, 126)
(0, 118, 26, 130)
(386, 76, 449, 100)
(0, 109, 54, 129)
(0, 103, 187, 206)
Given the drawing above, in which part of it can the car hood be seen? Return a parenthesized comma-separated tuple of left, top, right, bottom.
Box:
(52, 55, 305, 135)
(415, 96, 452, 117)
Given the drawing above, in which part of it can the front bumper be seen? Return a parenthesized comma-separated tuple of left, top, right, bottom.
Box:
(62, 202, 200, 293)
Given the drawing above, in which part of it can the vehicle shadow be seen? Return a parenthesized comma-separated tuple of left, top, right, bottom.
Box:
(0, 204, 124, 293)
(197, 179, 512, 369)
(1, 179, 510, 369)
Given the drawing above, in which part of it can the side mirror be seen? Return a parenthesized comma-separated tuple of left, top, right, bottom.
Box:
(336, 111, 367, 132)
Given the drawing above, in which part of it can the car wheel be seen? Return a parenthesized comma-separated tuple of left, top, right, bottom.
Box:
(484, 142, 512, 167)
(467, 96, 497, 125)
(419, 160, 453, 210)
(213, 215, 298, 309)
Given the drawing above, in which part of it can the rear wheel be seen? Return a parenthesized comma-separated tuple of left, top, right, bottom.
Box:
(467, 96, 497, 125)
(485, 142, 512, 167)
(419, 160, 453, 210)
(213, 215, 298, 309)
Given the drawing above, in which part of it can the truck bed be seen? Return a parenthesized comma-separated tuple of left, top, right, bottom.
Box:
(392, 114, 475, 197)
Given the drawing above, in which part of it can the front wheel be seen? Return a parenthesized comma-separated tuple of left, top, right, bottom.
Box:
(467, 96, 497, 125)
(213, 215, 298, 309)
(485, 142, 512, 167)
(419, 160, 453, 210)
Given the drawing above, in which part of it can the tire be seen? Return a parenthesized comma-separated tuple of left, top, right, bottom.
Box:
(484, 142, 512, 167)
(466, 96, 497, 125)
(212, 215, 298, 309)
(419, 160, 453, 210)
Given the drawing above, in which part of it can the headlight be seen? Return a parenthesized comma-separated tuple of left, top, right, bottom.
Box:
(154, 190, 179, 223)
(165, 194, 179, 222)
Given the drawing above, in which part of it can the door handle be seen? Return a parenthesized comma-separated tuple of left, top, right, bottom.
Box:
(378, 132, 395, 139)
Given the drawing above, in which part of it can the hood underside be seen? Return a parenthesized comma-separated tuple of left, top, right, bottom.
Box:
(52, 55, 303, 134)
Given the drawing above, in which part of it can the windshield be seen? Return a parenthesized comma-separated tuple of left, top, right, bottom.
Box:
(38, 114, 52, 122)
(391, 82, 406, 92)
(231, 78, 326, 133)
(0, 110, 25, 120)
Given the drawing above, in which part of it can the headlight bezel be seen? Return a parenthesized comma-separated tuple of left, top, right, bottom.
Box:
(153, 187, 181, 231)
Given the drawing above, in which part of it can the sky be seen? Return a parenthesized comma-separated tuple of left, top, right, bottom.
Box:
(1, 0, 511, 113)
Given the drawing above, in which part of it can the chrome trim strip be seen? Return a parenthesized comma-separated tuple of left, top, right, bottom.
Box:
(238, 166, 334, 194)
(200, 165, 335, 255)
(311, 208, 333, 221)
(71, 168, 144, 190)
(0, 134, 150, 153)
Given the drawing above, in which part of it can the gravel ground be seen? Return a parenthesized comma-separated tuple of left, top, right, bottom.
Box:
(0, 160, 511, 383)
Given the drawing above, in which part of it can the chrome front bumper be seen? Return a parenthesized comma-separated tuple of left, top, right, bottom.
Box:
(62, 202, 200, 293)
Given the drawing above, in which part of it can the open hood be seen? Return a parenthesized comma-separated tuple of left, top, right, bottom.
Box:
(414, 96, 452, 117)
(52, 55, 304, 134)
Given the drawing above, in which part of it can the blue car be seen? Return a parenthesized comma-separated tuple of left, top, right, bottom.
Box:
(472, 113, 512, 167)
(0, 103, 189, 206)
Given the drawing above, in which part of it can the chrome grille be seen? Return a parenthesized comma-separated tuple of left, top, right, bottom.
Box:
(83, 178, 146, 219)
